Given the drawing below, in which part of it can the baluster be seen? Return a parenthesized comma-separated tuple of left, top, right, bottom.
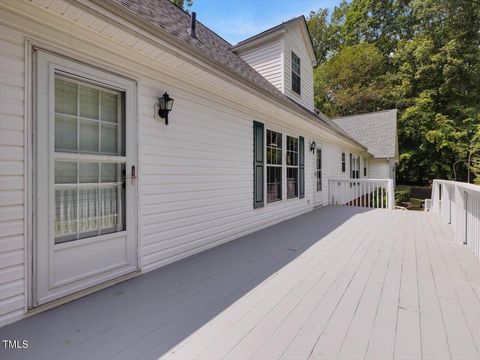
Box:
(353, 182, 358, 206)
(382, 185, 385, 208)
(362, 182, 365, 207)
(368, 183, 370, 207)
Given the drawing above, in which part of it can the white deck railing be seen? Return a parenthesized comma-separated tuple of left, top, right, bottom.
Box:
(328, 178, 395, 210)
(430, 179, 480, 260)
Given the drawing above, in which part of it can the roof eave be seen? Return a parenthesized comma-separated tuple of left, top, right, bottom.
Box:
(88, 0, 360, 149)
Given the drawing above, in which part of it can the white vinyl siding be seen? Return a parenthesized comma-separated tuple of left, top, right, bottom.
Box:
(0, 0, 368, 327)
(369, 159, 391, 179)
(236, 38, 283, 92)
(0, 24, 25, 326)
(237, 25, 315, 111)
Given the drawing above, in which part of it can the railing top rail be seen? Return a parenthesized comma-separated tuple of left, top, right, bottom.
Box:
(432, 179, 480, 195)
(329, 178, 392, 183)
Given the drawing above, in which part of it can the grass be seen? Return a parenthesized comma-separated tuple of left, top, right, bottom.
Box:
(395, 185, 430, 211)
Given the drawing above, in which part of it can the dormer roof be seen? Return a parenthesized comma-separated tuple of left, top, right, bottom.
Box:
(232, 16, 317, 67)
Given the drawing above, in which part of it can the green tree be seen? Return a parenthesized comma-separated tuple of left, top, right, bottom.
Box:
(170, 0, 193, 10)
(311, 0, 480, 185)
(390, 0, 480, 184)
(306, 9, 330, 63)
(314, 43, 387, 116)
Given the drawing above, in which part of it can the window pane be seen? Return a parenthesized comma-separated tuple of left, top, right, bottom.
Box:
(275, 149, 281, 165)
(78, 187, 99, 239)
(267, 166, 282, 202)
(79, 119, 99, 152)
(286, 136, 298, 166)
(292, 73, 301, 95)
(291, 52, 301, 74)
(101, 163, 120, 183)
(55, 161, 77, 184)
(101, 92, 118, 123)
(53, 74, 127, 244)
(55, 78, 77, 115)
(266, 147, 272, 164)
(267, 130, 282, 166)
(100, 185, 124, 234)
(287, 167, 298, 198)
(55, 115, 77, 151)
(101, 123, 118, 154)
(55, 188, 77, 243)
(54, 161, 125, 244)
(317, 171, 322, 191)
(275, 133, 282, 148)
(79, 162, 99, 183)
(79, 86, 99, 119)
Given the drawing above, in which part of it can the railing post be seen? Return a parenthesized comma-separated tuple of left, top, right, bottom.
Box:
(454, 184, 466, 246)
(432, 181, 441, 214)
(387, 179, 395, 209)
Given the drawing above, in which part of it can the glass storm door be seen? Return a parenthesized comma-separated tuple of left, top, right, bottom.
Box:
(34, 51, 138, 305)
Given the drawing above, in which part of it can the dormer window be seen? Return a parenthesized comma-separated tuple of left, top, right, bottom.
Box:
(291, 52, 301, 95)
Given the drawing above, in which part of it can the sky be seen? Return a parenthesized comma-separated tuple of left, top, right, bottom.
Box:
(189, 0, 339, 45)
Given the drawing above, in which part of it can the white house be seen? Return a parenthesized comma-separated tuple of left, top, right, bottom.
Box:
(0, 0, 397, 327)
(333, 110, 399, 181)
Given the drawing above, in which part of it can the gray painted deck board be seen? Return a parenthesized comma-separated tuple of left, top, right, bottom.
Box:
(0, 206, 479, 360)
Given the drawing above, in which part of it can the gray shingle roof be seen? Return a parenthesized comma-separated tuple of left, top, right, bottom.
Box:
(107, 0, 366, 150)
(332, 110, 398, 159)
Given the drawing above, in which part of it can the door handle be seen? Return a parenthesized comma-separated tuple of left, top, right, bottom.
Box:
(122, 166, 137, 185)
(129, 166, 136, 185)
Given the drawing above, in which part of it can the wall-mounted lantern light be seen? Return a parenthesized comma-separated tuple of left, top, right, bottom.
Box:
(155, 92, 174, 125)
(309, 141, 316, 153)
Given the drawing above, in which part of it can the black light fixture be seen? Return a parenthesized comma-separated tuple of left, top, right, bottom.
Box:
(157, 92, 174, 125)
(309, 141, 316, 153)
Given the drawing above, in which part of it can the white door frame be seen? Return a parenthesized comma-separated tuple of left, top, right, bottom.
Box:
(32, 49, 139, 306)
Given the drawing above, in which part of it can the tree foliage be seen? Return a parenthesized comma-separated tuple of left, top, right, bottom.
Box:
(308, 0, 480, 185)
(170, 0, 193, 10)
(314, 43, 387, 116)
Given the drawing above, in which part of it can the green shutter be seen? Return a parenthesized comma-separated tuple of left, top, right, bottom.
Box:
(253, 121, 264, 208)
(299, 136, 305, 199)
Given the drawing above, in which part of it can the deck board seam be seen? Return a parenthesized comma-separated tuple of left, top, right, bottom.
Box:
(166, 208, 380, 359)
(363, 210, 406, 360)
(414, 214, 424, 360)
(425, 213, 480, 359)
(221, 210, 384, 359)
(336, 209, 401, 359)
(420, 213, 452, 359)
(305, 210, 396, 359)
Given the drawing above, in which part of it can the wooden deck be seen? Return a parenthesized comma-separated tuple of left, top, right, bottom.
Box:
(1, 206, 479, 360)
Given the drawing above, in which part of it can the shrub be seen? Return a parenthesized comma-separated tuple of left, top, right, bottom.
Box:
(395, 189, 410, 204)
